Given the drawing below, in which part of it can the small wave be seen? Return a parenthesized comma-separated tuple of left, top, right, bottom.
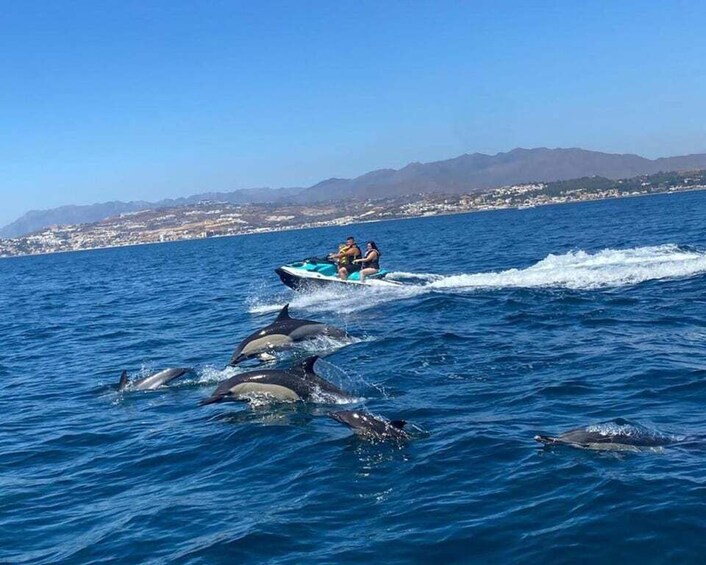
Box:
(583, 419, 684, 443)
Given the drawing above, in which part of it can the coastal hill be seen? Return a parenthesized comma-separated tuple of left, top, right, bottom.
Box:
(294, 148, 706, 202)
(4, 147, 706, 238)
(0, 187, 302, 239)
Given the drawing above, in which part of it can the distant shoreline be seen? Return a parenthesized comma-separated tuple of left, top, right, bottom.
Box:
(1, 187, 704, 260)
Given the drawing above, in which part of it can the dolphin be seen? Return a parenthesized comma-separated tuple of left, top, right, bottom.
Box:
(228, 304, 350, 366)
(534, 418, 676, 450)
(201, 356, 354, 405)
(118, 367, 193, 391)
(329, 409, 409, 441)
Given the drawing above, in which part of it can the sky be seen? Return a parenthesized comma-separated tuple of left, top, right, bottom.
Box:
(1, 0, 706, 226)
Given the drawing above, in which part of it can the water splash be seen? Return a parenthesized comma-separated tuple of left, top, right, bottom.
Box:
(196, 365, 244, 385)
(252, 244, 706, 314)
(294, 334, 370, 355)
(429, 244, 706, 291)
(309, 386, 363, 405)
(247, 300, 288, 315)
(387, 271, 444, 283)
(583, 419, 684, 443)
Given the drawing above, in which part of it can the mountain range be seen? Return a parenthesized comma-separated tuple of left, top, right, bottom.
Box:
(0, 187, 302, 239)
(4, 147, 706, 238)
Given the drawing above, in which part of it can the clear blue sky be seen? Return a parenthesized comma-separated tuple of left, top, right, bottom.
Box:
(2, 0, 706, 226)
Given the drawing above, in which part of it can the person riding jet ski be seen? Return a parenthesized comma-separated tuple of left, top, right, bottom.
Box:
(328, 236, 361, 280)
(352, 240, 381, 282)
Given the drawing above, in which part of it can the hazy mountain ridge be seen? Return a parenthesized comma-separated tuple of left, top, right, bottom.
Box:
(5, 147, 706, 237)
(1, 187, 301, 238)
(292, 148, 706, 202)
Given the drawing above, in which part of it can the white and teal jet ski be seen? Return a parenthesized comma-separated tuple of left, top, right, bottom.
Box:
(275, 256, 402, 290)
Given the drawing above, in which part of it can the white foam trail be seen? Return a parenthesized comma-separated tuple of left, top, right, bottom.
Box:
(291, 284, 425, 314)
(429, 244, 706, 291)
(246, 300, 288, 315)
(386, 271, 444, 282)
(246, 284, 421, 315)
(250, 245, 706, 313)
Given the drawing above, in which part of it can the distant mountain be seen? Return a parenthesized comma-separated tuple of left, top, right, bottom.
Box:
(292, 147, 706, 202)
(0, 186, 301, 238)
(5, 147, 706, 237)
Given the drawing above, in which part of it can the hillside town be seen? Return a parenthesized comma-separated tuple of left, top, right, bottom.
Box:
(1, 171, 705, 258)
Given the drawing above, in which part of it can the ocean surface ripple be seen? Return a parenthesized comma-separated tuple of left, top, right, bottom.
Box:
(2, 192, 706, 563)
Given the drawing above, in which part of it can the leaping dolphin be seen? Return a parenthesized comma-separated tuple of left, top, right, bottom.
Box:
(201, 356, 354, 405)
(228, 304, 351, 366)
(534, 418, 677, 450)
(329, 410, 409, 441)
(118, 367, 193, 391)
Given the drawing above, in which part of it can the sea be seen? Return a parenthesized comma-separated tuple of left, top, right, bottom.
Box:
(2, 191, 706, 564)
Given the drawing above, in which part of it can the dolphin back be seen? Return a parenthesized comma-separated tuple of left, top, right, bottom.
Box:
(228, 305, 351, 366)
(293, 356, 353, 400)
(118, 370, 129, 391)
(275, 304, 291, 321)
(200, 369, 312, 405)
(535, 419, 678, 449)
(329, 410, 410, 440)
(271, 304, 348, 339)
(201, 361, 354, 406)
(124, 367, 193, 391)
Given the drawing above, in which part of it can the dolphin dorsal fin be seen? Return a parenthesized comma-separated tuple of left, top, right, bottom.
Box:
(296, 355, 319, 375)
(390, 420, 407, 429)
(118, 370, 129, 390)
(275, 304, 291, 321)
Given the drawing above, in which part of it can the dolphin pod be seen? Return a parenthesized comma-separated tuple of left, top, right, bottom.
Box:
(534, 418, 678, 451)
(200, 356, 355, 406)
(114, 301, 688, 449)
(228, 304, 350, 366)
(118, 367, 193, 391)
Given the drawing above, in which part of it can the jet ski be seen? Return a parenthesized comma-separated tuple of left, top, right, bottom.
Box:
(275, 257, 403, 290)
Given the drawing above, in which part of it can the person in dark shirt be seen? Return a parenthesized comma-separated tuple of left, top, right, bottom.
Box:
(353, 240, 381, 282)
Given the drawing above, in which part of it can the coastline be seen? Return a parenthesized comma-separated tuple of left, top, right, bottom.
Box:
(1, 186, 704, 260)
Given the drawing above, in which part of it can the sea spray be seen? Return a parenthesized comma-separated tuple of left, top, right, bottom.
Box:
(251, 244, 706, 314)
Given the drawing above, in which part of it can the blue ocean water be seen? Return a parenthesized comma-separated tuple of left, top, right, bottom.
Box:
(2, 191, 706, 563)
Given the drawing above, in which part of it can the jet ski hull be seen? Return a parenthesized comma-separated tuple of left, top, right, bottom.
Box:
(275, 264, 402, 291)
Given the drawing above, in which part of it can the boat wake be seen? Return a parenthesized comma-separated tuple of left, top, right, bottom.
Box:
(426, 244, 706, 291)
(250, 244, 706, 314)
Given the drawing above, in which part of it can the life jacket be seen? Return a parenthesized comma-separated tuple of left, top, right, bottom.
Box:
(338, 244, 361, 266)
(362, 249, 380, 270)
